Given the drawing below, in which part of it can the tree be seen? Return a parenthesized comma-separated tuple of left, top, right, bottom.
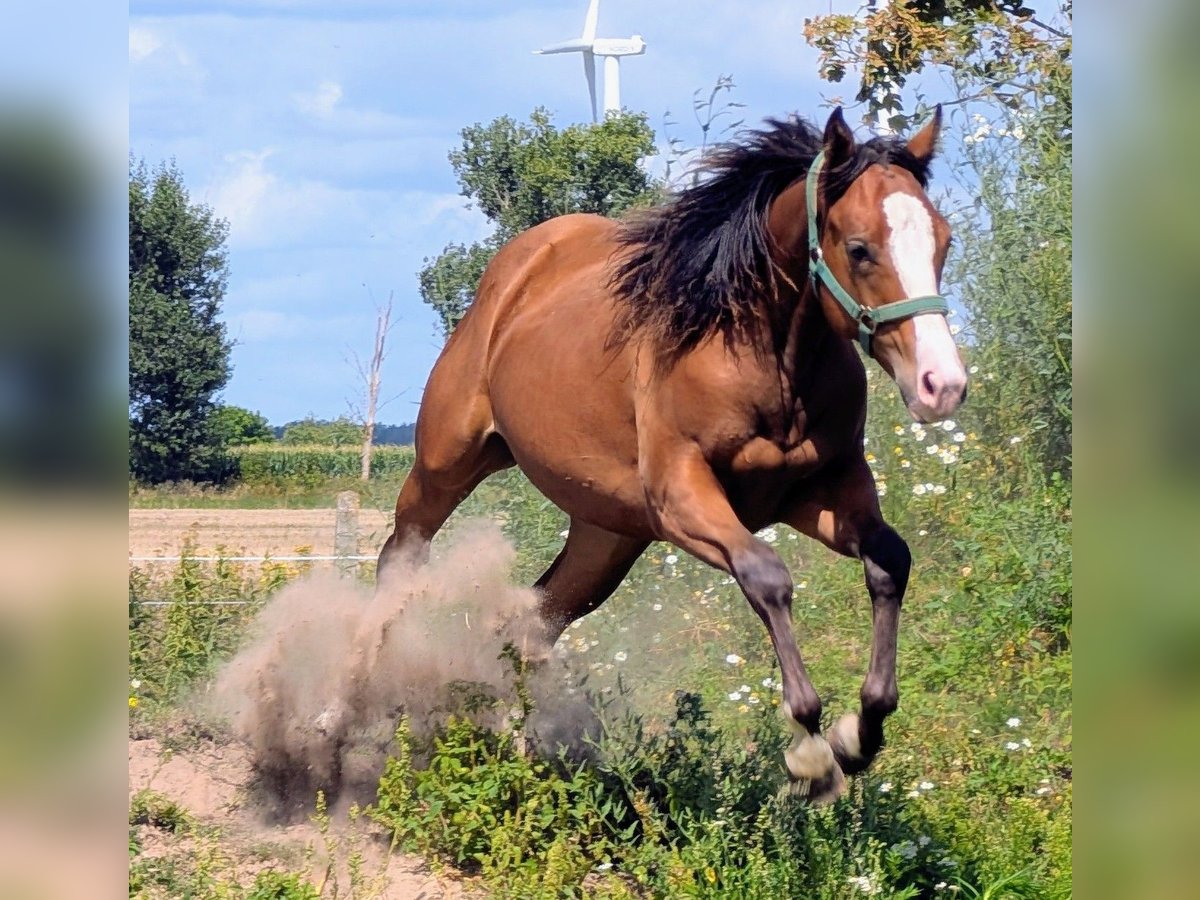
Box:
(211, 405, 273, 447)
(804, 1, 1071, 128)
(351, 294, 394, 480)
(129, 160, 233, 483)
(421, 108, 659, 337)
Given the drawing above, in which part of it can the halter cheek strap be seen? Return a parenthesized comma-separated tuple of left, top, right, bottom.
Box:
(805, 150, 949, 355)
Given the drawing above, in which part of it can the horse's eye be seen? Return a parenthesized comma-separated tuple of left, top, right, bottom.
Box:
(846, 241, 873, 265)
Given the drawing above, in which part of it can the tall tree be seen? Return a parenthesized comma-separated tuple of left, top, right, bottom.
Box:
(129, 160, 233, 483)
(421, 108, 658, 337)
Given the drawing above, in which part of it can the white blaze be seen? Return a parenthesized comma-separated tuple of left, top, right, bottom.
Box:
(882, 192, 964, 403)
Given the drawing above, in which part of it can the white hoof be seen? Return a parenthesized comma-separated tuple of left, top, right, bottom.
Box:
(830, 713, 863, 762)
(784, 732, 835, 781)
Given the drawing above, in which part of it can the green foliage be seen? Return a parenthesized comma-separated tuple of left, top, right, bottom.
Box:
(418, 238, 500, 338)
(212, 405, 274, 447)
(231, 443, 414, 487)
(804, 1, 1070, 126)
(128, 546, 298, 721)
(421, 108, 659, 337)
(246, 871, 321, 900)
(129, 789, 192, 833)
(951, 70, 1072, 473)
(368, 679, 1068, 899)
(279, 415, 362, 447)
(129, 159, 233, 484)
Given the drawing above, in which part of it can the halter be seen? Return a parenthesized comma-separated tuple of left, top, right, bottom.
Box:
(805, 150, 949, 355)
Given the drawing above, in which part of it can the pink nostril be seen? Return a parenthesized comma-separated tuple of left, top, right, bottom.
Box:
(920, 370, 939, 400)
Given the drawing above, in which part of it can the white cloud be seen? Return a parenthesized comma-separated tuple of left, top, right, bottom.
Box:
(294, 80, 344, 118)
(129, 26, 162, 63)
(208, 149, 277, 240)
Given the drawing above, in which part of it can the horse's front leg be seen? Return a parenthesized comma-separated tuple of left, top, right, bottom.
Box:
(782, 458, 910, 776)
(642, 446, 844, 804)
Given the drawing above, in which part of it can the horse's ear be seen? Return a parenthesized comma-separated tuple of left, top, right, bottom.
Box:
(822, 107, 854, 166)
(906, 105, 943, 164)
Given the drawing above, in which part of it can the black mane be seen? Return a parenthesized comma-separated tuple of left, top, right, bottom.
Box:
(610, 116, 932, 355)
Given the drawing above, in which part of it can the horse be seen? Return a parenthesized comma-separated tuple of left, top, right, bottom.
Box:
(378, 107, 967, 804)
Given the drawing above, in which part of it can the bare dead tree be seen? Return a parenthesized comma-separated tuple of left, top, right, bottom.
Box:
(351, 292, 394, 481)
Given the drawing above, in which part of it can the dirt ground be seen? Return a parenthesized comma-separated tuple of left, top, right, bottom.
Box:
(129, 736, 473, 898)
(128, 508, 393, 559)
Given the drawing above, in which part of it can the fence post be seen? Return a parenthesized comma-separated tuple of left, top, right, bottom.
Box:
(334, 491, 360, 577)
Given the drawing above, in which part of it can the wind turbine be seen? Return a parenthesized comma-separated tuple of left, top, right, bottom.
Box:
(534, 0, 646, 123)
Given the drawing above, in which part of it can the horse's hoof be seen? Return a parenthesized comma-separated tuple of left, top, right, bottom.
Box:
(828, 712, 881, 776)
(784, 761, 846, 806)
(783, 732, 846, 805)
(784, 731, 833, 779)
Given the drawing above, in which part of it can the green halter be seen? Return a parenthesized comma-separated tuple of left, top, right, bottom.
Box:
(805, 150, 949, 355)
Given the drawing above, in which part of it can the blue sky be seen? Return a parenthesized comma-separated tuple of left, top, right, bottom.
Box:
(129, 0, 898, 426)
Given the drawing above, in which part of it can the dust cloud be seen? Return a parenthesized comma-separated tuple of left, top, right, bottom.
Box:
(213, 523, 594, 818)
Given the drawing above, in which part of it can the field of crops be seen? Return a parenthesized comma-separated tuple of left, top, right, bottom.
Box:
(128, 368, 1072, 899)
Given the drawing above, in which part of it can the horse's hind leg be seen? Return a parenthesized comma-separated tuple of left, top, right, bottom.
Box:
(534, 519, 648, 643)
(377, 413, 514, 583)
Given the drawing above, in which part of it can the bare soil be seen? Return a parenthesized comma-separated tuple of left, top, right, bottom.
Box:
(128, 508, 392, 559)
(129, 735, 474, 898)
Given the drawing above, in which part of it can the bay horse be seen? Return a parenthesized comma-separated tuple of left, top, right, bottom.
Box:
(379, 107, 967, 804)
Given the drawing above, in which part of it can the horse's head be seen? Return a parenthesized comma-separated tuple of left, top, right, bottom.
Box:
(808, 108, 967, 422)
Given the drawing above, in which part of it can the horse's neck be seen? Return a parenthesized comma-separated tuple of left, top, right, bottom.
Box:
(774, 281, 840, 392)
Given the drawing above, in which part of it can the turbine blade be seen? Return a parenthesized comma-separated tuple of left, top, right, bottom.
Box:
(583, 0, 599, 42)
(584, 50, 597, 123)
(536, 38, 592, 54)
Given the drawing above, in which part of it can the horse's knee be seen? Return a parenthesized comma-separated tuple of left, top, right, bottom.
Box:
(860, 525, 911, 598)
(732, 543, 792, 612)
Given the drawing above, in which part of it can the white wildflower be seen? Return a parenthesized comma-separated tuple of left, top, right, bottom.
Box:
(913, 484, 927, 496)
(665, 553, 678, 565)
(728, 691, 742, 701)
(1006, 717, 1021, 728)
(953, 432, 966, 443)
(1005, 741, 1021, 751)
(757, 526, 779, 544)
(652, 602, 663, 611)
(932, 484, 947, 495)
(614, 651, 628, 663)
(725, 653, 744, 665)
(879, 781, 893, 793)
(919, 781, 935, 791)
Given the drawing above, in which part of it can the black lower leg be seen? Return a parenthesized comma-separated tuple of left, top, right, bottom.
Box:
(854, 525, 910, 762)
